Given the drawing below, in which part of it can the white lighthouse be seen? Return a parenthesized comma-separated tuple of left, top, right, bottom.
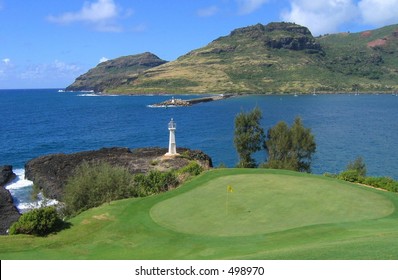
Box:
(165, 118, 178, 156)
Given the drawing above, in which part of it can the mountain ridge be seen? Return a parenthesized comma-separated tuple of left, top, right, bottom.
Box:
(67, 22, 398, 94)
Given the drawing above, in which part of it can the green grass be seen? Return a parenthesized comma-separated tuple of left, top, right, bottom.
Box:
(1, 169, 398, 259)
(151, 173, 393, 237)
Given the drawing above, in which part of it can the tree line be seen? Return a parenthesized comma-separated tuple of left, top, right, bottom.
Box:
(234, 107, 316, 172)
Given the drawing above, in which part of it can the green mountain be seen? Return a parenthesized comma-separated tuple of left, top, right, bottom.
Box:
(67, 22, 398, 94)
(66, 52, 168, 92)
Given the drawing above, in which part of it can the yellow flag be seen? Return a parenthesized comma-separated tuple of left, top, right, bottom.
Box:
(227, 185, 233, 193)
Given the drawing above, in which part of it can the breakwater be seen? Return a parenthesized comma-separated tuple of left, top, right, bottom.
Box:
(148, 94, 233, 107)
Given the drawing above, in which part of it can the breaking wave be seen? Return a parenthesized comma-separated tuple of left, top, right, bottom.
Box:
(5, 169, 58, 213)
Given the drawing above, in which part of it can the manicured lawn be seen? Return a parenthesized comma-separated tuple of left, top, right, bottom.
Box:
(1, 169, 398, 259)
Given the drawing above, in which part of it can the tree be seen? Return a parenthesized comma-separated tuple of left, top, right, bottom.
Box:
(346, 156, 367, 177)
(234, 107, 265, 168)
(264, 117, 316, 172)
(290, 117, 316, 172)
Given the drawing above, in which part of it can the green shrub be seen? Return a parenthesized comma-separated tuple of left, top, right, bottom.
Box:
(178, 161, 204, 176)
(363, 177, 398, 192)
(337, 170, 366, 183)
(346, 157, 367, 177)
(63, 162, 137, 216)
(63, 161, 204, 216)
(9, 206, 63, 236)
(132, 170, 179, 196)
(323, 172, 338, 178)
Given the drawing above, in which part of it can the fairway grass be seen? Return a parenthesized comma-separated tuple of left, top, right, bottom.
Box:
(1, 169, 398, 260)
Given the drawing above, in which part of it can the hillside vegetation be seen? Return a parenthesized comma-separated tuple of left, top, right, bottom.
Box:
(66, 52, 167, 92)
(67, 22, 398, 94)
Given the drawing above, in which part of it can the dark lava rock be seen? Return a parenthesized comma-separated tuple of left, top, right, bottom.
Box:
(0, 165, 21, 235)
(1, 165, 16, 187)
(25, 147, 212, 201)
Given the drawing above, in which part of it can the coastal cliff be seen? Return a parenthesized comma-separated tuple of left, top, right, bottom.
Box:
(25, 147, 212, 201)
(0, 166, 21, 235)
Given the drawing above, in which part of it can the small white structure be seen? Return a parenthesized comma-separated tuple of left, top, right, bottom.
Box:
(165, 118, 178, 156)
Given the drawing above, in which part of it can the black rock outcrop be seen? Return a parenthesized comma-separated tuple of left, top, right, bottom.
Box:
(0, 165, 21, 235)
(1, 165, 16, 186)
(25, 147, 212, 201)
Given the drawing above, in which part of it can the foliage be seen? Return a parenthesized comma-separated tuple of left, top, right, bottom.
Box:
(363, 177, 398, 192)
(178, 161, 203, 176)
(63, 162, 137, 216)
(264, 117, 316, 172)
(234, 107, 265, 168)
(333, 157, 398, 193)
(9, 206, 64, 236)
(132, 170, 179, 196)
(338, 170, 362, 183)
(63, 160, 205, 216)
(346, 156, 367, 177)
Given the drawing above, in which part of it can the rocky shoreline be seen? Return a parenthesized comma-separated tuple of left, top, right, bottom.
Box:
(25, 147, 212, 201)
(0, 166, 21, 235)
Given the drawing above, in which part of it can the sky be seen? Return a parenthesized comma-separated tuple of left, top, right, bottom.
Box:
(1, 0, 398, 89)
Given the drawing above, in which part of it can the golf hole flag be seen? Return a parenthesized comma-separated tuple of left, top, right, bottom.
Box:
(227, 185, 234, 193)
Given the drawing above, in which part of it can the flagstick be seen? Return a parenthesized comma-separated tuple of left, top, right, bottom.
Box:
(226, 191, 229, 216)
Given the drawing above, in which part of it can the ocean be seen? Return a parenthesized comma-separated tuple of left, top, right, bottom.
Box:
(1, 89, 398, 210)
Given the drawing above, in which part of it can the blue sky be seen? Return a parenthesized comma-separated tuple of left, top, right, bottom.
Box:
(1, 0, 397, 89)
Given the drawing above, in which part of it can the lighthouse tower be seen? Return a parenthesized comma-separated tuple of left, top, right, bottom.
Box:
(165, 118, 178, 156)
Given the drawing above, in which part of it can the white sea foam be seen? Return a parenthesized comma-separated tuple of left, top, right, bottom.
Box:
(5, 169, 58, 213)
(5, 168, 32, 190)
(77, 93, 102, 97)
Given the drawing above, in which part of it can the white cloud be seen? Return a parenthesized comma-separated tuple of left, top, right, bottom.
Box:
(0, 58, 12, 78)
(237, 0, 269, 15)
(197, 6, 219, 17)
(20, 60, 81, 80)
(99, 57, 109, 63)
(281, 0, 358, 35)
(47, 0, 124, 32)
(358, 0, 398, 26)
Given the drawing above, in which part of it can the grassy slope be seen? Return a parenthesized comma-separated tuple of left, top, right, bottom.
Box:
(1, 169, 398, 260)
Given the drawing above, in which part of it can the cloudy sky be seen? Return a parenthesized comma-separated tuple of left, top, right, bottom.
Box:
(1, 0, 397, 89)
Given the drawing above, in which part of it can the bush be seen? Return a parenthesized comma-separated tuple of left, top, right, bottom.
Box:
(363, 177, 398, 192)
(338, 170, 361, 183)
(346, 157, 367, 177)
(63, 161, 203, 216)
(9, 206, 63, 236)
(178, 161, 203, 176)
(323, 172, 338, 178)
(132, 170, 179, 196)
(64, 162, 137, 216)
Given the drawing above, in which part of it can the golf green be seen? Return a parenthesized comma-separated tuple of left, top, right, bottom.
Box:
(150, 173, 394, 236)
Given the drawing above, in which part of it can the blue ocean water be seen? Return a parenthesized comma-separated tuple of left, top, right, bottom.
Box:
(1, 89, 398, 180)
